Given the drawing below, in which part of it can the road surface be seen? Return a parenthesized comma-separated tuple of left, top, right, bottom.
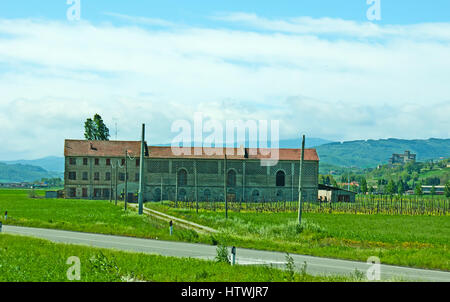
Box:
(2, 225, 449, 282)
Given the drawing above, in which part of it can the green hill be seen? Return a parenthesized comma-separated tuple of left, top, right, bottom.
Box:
(3, 156, 64, 173)
(316, 138, 450, 168)
(0, 162, 62, 183)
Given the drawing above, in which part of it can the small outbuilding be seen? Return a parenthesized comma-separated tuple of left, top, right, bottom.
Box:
(318, 184, 356, 203)
(45, 191, 58, 199)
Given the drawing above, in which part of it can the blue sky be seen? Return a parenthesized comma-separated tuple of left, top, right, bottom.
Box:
(1, 0, 450, 24)
(0, 1, 449, 160)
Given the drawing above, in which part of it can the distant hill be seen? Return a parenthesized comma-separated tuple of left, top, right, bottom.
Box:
(316, 138, 450, 168)
(3, 156, 64, 173)
(0, 162, 63, 183)
(279, 138, 334, 148)
(157, 137, 334, 148)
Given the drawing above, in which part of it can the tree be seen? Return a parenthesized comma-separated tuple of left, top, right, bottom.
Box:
(386, 179, 396, 195)
(368, 186, 374, 194)
(360, 177, 368, 194)
(445, 181, 450, 198)
(430, 186, 436, 196)
(84, 118, 95, 140)
(397, 179, 405, 195)
(84, 114, 110, 141)
(414, 183, 423, 196)
(331, 179, 338, 188)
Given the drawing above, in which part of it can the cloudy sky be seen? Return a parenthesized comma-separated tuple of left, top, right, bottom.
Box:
(0, 0, 449, 160)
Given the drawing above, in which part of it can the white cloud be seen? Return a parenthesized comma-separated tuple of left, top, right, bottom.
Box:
(0, 14, 449, 160)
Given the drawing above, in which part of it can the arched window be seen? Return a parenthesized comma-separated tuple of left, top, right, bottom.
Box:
(276, 171, 286, 187)
(177, 169, 187, 186)
(227, 170, 236, 187)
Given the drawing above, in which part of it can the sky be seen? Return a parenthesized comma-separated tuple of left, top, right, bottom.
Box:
(0, 0, 449, 160)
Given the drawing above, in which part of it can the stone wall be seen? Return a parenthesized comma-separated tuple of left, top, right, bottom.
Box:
(65, 157, 319, 202)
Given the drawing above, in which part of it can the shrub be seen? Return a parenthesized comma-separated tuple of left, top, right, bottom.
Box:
(215, 245, 230, 264)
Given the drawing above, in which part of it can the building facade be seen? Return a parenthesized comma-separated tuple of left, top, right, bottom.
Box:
(318, 184, 356, 203)
(389, 151, 416, 165)
(64, 140, 320, 202)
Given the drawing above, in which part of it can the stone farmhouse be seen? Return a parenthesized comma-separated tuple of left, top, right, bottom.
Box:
(64, 140, 320, 202)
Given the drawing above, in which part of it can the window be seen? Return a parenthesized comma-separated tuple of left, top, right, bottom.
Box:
(105, 172, 111, 181)
(103, 189, 110, 198)
(119, 173, 125, 181)
(227, 170, 236, 187)
(136, 159, 140, 167)
(82, 188, 88, 198)
(69, 188, 76, 197)
(69, 158, 76, 165)
(135, 173, 140, 182)
(68, 172, 76, 180)
(177, 169, 187, 186)
(94, 172, 100, 181)
(83, 158, 88, 165)
(106, 159, 111, 166)
(93, 189, 101, 198)
(276, 171, 286, 187)
(82, 172, 88, 181)
(95, 158, 99, 166)
(121, 158, 125, 166)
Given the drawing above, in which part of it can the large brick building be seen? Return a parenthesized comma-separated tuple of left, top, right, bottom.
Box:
(64, 140, 320, 202)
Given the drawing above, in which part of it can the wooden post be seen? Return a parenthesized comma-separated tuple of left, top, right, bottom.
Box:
(298, 135, 305, 225)
(138, 124, 145, 215)
(224, 153, 228, 219)
(124, 150, 128, 211)
(109, 164, 113, 203)
(160, 176, 163, 201)
(114, 162, 118, 206)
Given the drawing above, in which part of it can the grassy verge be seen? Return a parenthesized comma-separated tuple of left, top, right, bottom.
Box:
(0, 234, 362, 282)
(147, 203, 450, 271)
(0, 189, 211, 244)
(1, 189, 448, 272)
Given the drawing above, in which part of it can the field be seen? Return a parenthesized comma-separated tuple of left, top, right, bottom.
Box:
(0, 234, 361, 282)
(168, 195, 449, 216)
(147, 202, 450, 271)
(1, 189, 449, 272)
(0, 189, 210, 244)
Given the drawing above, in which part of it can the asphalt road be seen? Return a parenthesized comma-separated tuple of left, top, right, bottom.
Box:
(2, 225, 449, 282)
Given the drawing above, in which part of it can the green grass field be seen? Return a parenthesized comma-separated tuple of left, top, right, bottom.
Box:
(1, 189, 448, 272)
(0, 189, 210, 244)
(0, 234, 362, 282)
(147, 203, 450, 271)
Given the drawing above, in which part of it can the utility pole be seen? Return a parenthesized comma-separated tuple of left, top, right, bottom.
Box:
(160, 176, 163, 201)
(124, 150, 128, 211)
(109, 164, 113, 203)
(138, 124, 145, 215)
(224, 153, 228, 219)
(298, 135, 306, 225)
(114, 161, 118, 206)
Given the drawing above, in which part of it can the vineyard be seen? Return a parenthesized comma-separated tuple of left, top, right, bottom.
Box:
(167, 195, 450, 216)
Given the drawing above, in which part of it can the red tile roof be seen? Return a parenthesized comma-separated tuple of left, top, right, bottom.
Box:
(64, 140, 319, 161)
(64, 140, 143, 157)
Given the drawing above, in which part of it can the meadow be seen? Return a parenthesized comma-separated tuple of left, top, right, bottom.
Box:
(1, 189, 448, 272)
(0, 234, 361, 282)
(147, 202, 450, 271)
(0, 189, 209, 244)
